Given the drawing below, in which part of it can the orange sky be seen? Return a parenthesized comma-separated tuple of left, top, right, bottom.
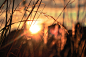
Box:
(0, 0, 86, 31)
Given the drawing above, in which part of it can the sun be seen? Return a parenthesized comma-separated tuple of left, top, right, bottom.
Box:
(29, 24, 41, 34)
(26, 21, 41, 34)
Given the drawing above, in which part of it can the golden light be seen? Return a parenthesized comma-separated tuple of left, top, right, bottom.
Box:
(27, 21, 30, 25)
(26, 21, 41, 34)
(30, 25, 41, 34)
(27, 21, 37, 25)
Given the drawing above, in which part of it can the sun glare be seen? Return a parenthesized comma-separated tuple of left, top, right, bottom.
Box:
(26, 21, 41, 34)
(30, 25, 41, 34)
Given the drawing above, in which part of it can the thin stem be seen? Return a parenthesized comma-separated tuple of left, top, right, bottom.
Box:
(9, 0, 15, 32)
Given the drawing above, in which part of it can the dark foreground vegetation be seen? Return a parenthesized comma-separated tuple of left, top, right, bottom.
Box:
(0, 23, 86, 57)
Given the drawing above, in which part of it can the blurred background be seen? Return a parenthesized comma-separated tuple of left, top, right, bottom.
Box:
(0, 0, 86, 57)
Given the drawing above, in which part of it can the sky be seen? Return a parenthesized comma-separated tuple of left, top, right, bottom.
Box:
(0, 0, 86, 31)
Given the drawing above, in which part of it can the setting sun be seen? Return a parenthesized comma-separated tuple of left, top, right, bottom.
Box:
(29, 25, 41, 34)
